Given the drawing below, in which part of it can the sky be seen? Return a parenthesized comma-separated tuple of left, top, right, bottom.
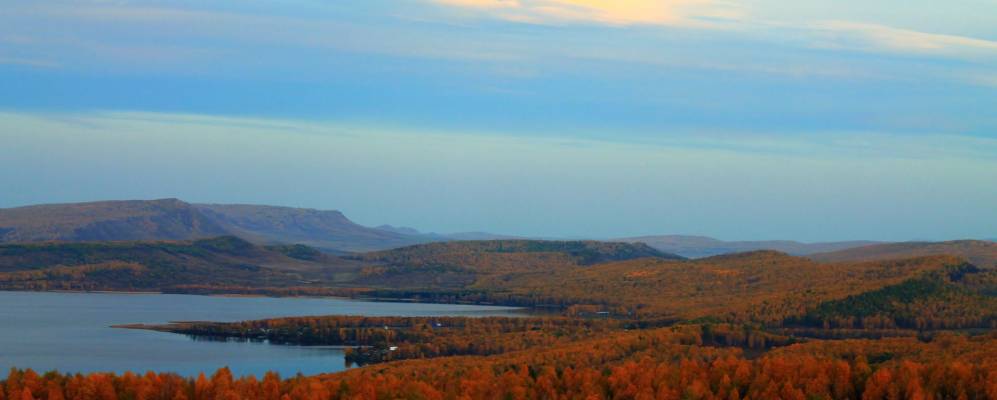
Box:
(1, 0, 995, 241)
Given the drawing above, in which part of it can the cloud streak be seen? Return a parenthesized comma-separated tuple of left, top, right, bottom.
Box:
(0, 57, 60, 68)
(430, 0, 997, 60)
(431, 0, 742, 26)
(808, 21, 997, 57)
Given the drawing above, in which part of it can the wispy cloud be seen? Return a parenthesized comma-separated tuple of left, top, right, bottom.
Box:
(807, 21, 997, 57)
(428, 0, 997, 70)
(0, 56, 60, 68)
(431, 0, 742, 26)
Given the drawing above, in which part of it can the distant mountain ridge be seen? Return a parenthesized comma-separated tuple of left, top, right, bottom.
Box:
(616, 234, 879, 258)
(809, 240, 997, 269)
(0, 199, 230, 243)
(0, 199, 535, 253)
(0, 199, 429, 252)
(3, 199, 985, 259)
(193, 203, 431, 252)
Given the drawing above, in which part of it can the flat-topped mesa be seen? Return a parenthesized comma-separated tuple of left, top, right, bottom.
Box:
(0, 198, 229, 242)
(0, 199, 435, 253)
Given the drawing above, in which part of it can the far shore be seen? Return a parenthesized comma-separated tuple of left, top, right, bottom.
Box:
(0, 289, 529, 310)
(48, 289, 163, 295)
(4, 288, 351, 300)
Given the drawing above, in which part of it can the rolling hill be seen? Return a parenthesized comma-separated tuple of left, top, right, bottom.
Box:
(0, 236, 362, 292)
(0, 237, 682, 299)
(617, 234, 879, 258)
(2, 233, 992, 332)
(469, 250, 970, 322)
(345, 241, 986, 326)
(786, 262, 997, 331)
(349, 240, 680, 290)
(809, 240, 997, 269)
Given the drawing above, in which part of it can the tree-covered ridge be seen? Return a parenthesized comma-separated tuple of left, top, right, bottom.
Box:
(1, 237, 982, 328)
(787, 263, 997, 330)
(346, 239, 680, 291)
(810, 240, 997, 269)
(466, 252, 966, 322)
(353, 239, 680, 266)
(0, 236, 359, 291)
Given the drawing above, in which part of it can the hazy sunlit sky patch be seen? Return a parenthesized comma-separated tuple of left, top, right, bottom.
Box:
(1, 0, 995, 240)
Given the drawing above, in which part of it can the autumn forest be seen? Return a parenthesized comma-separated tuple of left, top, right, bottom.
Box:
(1, 222, 996, 399)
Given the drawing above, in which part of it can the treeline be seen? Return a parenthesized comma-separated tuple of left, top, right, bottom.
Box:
(133, 316, 622, 366)
(132, 315, 804, 368)
(0, 237, 326, 291)
(0, 262, 147, 291)
(353, 240, 677, 267)
(163, 285, 371, 298)
(5, 328, 996, 399)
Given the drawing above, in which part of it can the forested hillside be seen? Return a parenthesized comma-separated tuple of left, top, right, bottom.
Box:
(4, 236, 993, 329)
(3, 235, 996, 399)
(786, 263, 997, 331)
(12, 324, 996, 399)
(461, 252, 976, 322)
(350, 240, 678, 290)
(0, 236, 361, 292)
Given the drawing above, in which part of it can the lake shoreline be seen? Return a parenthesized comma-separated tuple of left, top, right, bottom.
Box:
(0, 290, 525, 378)
(0, 288, 533, 311)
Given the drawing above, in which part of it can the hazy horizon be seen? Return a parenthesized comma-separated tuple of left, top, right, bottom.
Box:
(0, 189, 990, 243)
(2, 1, 995, 242)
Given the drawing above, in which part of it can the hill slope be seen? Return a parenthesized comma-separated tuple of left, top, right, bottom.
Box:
(350, 240, 680, 290)
(786, 263, 997, 330)
(347, 243, 971, 325)
(194, 203, 431, 252)
(809, 240, 997, 269)
(0, 199, 229, 243)
(0, 199, 435, 252)
(618, 235, 879, 258)
(475, 251, 965, 322)
(0, 236, 361, 291)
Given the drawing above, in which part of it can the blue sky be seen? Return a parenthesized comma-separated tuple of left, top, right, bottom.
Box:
(1, 0, 995, 241)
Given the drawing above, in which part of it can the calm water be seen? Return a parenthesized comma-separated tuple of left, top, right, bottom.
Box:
(0, 291, 523, 378)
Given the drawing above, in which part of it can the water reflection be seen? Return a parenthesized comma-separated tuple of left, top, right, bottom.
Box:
(0, 291, 523, 378)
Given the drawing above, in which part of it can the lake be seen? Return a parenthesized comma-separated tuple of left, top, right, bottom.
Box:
(0, 291, 524, 378)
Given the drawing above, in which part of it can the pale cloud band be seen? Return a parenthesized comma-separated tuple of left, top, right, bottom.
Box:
(430, 0, 997, 59)
(808, 21, 997, 57)
(432, 0, 741, 26)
